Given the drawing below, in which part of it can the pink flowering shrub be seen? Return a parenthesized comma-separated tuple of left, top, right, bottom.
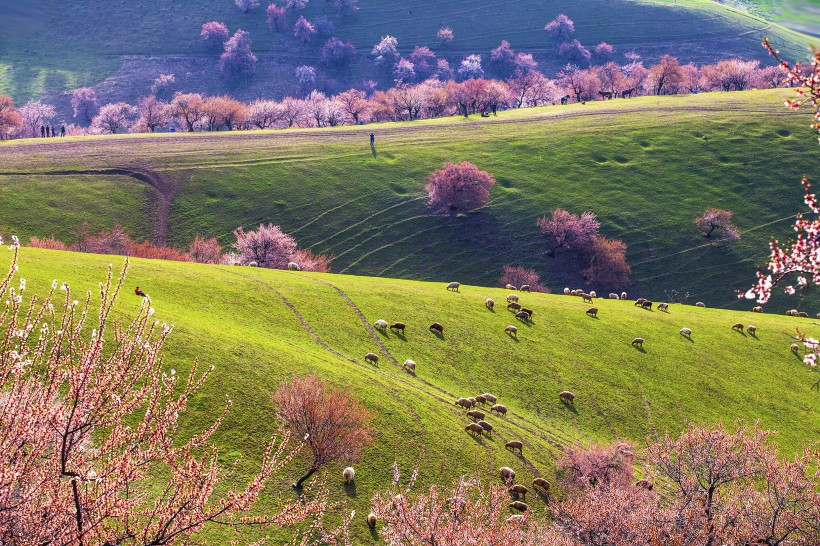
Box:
(498, 265, 548, 292)
(425, 162, 496, 214)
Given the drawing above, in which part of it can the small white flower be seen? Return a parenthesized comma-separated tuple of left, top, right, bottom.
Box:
(51, 280, 58, 290)
(72, 300, 78, 306)
(18, 279, 25, 291)
(785, 286, 796, 295)
(60, 283, 67, 291)
(148, 308, 155, 316)
(797, 276, 808, 286)
(804, 353, 817, 367)
(170, 369, 176, 376)
(744, 289, 755, 300)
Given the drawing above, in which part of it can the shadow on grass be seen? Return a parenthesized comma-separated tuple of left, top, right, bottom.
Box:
(560, 400, 578, 414)
(370, 143, 377, 157)
(393, 331, 407, 342)
(680, 334, 694, 343)
(632, 345, 647, 353)
(430, 330, 445, 340)
(343, 481, 357, 498)
(507, 332, 520, 342)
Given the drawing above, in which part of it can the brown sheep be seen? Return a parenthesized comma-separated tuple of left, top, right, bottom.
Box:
(477, 420, 493, 436)
(475, 394, 487, 405)
(506, 284, 517, 291)
(365, 352, 379, 365)
(367, 513, 377, 528)
(799, 311, 809, 318)
(532, 478, 551, 492)
(586, 307, 598, 318)
(507, 302, 522, 311)
(465, 423, 484, 436)
(486, 298, 495, 309)
(505, 325, 518, 337)
(482, 393, 497, 404)
(559, 391, 575, 404)
(509, 501, 528, 512)
(746, 325, 757, 336)
(753, 306, 763, 313)
(491, 404, 508, 416)
(581, 293, 594, 303)
(505, 440, 523, 453)
(446, 282, 461, 292)
(732, 323, 744, 332)
(429, 322, 444, 334)
(499, 466, 516, 482)
(520, 285, 531, 292)
(455, 397, 474, 409)
(634, 298, 647, 307)
(657, 302, 669, 312)
(695, 302, 706, 308)
(635, 479, 654, 491)
(467, 410, 485, 421)
(515, 311, 531, 321)
(631, 338, 644, 348)
(390, 322, 406, 334)
(641, 300, 653, 310)
(509, 484, 529, 500)
(521, 307, 534, 317)
(787, 309, 799, 317)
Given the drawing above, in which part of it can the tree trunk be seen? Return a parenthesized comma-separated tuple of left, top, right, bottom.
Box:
(293, 467, 317, 489)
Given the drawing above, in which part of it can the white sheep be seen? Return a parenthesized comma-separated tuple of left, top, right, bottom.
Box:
(564, 287, 571, 295)
(248, 261, 258, 267)
(589, 291, 597, 298)
(486, 298, 495, 309)
(374, 319, 389, 331)
(446, 282, 460, 292)
(620, 292, 627, 300)
(287, 262, 301, 271)
(679, 327, 692, 338)
(506, 284, 517, 290)
(609, 293, 619, 299)
(403, 359, 416, 372)
(520, 285, 531, 292)
(507, 294, 519, 303)
(482, 393, 497, 404)
(695, 302, 706, 308)
(657, 302, 669, 312)
(343, 467, 355, 484)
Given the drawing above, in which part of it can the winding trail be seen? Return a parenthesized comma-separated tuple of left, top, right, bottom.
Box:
(0, 167, 176, 246)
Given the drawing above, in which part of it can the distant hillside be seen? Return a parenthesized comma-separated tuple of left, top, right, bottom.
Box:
(0, 0, 813, 114)
(717, 0, 820, 36)
(12, 247, 820, 542)
(0, 90, 816, 312)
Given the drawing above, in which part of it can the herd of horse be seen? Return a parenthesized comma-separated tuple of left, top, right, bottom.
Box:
(559, 88, 636, 105)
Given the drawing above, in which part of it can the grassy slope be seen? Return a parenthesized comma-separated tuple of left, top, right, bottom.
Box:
(10, 246, 820, 542)
(0, 0, 813, 105)
(0, 90, 816, 311)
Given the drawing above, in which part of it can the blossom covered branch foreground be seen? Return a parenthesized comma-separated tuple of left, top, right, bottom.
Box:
(0, 241, 336, 544)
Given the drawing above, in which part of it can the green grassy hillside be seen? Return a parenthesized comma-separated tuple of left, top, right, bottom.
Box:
(0, 0, 813, 106)
(0, 90, 816, 311)
(11, 246, 820, 542)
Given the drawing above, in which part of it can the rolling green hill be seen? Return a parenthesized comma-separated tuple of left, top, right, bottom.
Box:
(11, 246, 820, 542)
(0, 0, 814, 107)
(0, 90, 816, 311)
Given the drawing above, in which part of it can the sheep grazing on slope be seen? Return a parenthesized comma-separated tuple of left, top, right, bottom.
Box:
(510, 501, 528, 512)
(287, 262, 301, 271)
(507, 302, 522, 311)
(657, 302, 669, 312)
(559, 391, 575, 404)
(477, 420, 493, 436)
(586, 307, 598, 318)
(746, 325, 757, 336)
(609, 293, 619, 299)
(390, 322, 406, 334)
(791, 343, 800, 353)
(732, 323, 744, 332)
(367, 513, 377, 528)
(429, 322, 444, 334)
(509, 484, 529, 500)
(505, 440, 523, 453)
(467, 410, 485, 421)
(343, 467, 355, 484)
(786, 309, 799, 317)
(581, 293, 594, 303)
(679, 327, 692, 338)
(474, 394, 487, 405)
(521, 307, 534, 317)
(465, 423, 484, 436)
(641, 300, 653, 310)
(634, 298, 647, 307)
(455, 397, 474, 409)
(564, 287, 571, 295)
(482, 393, 497, 404)
(799, 311, 809, 318)
(589, 291, 597, 298)
(520, 285, 531, 292)
(486, 298, 495, 309)
(631, 337, 644, 348)
(506, 284, 517, 291)
(695, 302, 706, 308)
(505, 325, 518, 337)
(374, 319, 389, 331)
(507, 294, 520, 303)
(491, 404, 508, 416)
(403, 359, 416, 372)
(499, 467, 516, 482)
(247, 261, 258, 267)
(515, 311, 531, 321)
(532, 478, 550, 492)
(621, 292, 628, 300)
(364, 353, 379, 365)
(446, 282, 461, 292)
(753, 306, 763, 313)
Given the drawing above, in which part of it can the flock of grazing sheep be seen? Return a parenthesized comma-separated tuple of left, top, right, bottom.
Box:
(356, 280, 814, 524)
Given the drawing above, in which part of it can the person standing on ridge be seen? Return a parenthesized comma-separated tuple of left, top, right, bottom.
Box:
(370, 132, 374, 146)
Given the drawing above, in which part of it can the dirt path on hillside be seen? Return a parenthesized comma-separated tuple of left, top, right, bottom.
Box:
(0, 167, 175, 246)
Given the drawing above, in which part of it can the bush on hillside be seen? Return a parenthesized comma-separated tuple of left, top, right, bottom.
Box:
(200, 21, 229, 49)
(233, 223, 298, 268)
(545, 14, 575, 41)
(266, 3, 287, 31)
(220, 30, 257, 80)
(498, 265, 548, 292)
(425, 162, 496, 214)
(694, 208, 740, 242)
(537, 209, 600, 255)
(583, 235, 631, 287)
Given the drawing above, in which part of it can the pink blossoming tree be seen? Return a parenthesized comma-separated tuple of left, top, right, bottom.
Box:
(425, 162, 496, 214)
